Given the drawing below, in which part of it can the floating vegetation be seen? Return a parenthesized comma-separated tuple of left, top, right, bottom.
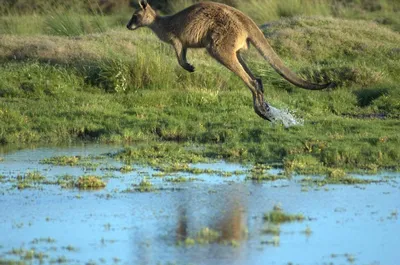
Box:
(178, 227, 244, 247)
(261, 236, 280, 246)
(152, 172, 168, 177)
(119, 165, 134, 173)
(157, 163, 219, 174)
(15, 171, 46, 189)
(133, 178, 155, 192)
(246, 164, 286, 181)
(179, 227, 220, 246)
(6, 248, 49, 263)
(56, 175, 76, 189)
(262, 224, 281, 235)
(301, 169, 385, 186)
(30, 237, 56, 244)
(156, 163, 246, 179)
(302, 226, 313, 236)
(164, 176, 199, 183)
(388, 210, 398, 220)
(49, 256, 68, 264)
(41, 155, 80, 166)
(263, 205, 305, 224)
(246, 173, 286, 181)
(100, 164, 134, 173)
(63, 245, 78, 252)
(75, 176, 106, 189)
(194, 227, 221, 244)
(40, 155, 100, 170)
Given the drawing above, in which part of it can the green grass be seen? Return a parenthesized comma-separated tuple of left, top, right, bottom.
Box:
(0, 1, 399, 173)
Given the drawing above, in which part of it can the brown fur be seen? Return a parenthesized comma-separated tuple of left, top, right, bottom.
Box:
(127, 0, 332, 121)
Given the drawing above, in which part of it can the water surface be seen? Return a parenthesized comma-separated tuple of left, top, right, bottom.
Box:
(0, 145, 399, 265)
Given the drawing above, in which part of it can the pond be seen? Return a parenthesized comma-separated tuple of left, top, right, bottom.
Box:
(0, 144, 399, 265)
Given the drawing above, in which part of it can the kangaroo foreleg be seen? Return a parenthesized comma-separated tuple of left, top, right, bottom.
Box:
(172, 40, 195, 72)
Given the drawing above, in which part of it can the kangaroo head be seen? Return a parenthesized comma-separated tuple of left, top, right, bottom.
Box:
(127, 0, 156, 30)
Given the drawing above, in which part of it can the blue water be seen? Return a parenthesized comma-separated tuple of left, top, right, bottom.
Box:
(0, 145, 399, 265)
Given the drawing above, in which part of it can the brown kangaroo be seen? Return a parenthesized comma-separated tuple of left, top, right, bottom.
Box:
(127, 0, 333, 121)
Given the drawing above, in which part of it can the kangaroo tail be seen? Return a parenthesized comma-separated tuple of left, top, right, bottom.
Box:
(249, 32, 333, 90)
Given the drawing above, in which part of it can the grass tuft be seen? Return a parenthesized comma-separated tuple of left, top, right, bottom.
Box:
(75, 176, 106, 189)
(263, 205, 305, 223)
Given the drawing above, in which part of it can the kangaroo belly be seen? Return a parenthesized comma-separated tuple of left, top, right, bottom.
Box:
(177, 22, 211, 48)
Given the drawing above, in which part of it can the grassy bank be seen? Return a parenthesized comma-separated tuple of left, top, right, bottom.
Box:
(0, 1, 399, 173)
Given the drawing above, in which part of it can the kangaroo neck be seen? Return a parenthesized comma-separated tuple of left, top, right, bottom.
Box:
(149, 16, 172, 42)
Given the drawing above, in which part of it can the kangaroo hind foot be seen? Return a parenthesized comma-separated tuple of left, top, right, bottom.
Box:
(253, 94, 274, 122)
(182, 63, 195, 72)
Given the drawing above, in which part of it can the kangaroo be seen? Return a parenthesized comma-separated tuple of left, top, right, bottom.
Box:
(127, 0, 333, 121)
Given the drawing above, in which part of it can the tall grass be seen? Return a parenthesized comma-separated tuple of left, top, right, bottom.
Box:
(238, 0, 331, 23)
(1, 0, 399, 36)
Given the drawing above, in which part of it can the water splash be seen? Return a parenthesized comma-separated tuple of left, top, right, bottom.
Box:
(267, 105, 304, 128)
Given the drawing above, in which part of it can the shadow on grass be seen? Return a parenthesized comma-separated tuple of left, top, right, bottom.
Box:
(354, 87, 388, 107)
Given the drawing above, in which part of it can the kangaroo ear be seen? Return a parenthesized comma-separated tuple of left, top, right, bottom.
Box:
(139, 0, 148, 9)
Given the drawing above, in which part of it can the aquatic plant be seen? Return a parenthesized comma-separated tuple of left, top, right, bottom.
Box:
(302, 226, 313, 236)
(262, 224, 281, 235)
(119, 165, 133, 173)
(134, 178, 155, 192)
(41, 156, 80, 166)
(195, 227, 221, 244)
(261, 236, 280, 246)
(75, 175, 106, 189)
(247, 164, 286, 181)
(246, 173, 286, 181)
(301, 172, 384, 186)
(179, 227, 221, 246)
(263, 205, 305, 223)
(164, 176, 198, 183)
(15, 171, 47, 189)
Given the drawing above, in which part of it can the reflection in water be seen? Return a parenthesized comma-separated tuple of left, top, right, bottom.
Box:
(176, 208, 188, 242)
(175, 188, 248, 245)
(217, 204, 247, 243)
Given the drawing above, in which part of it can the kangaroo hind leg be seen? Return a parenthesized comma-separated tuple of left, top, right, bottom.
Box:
(207, 47, 271, 120)
(237, 52, 264, 93)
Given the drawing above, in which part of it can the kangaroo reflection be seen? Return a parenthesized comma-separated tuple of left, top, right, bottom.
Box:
(131, 185, 250, 264)
(175, 199, 247, 244)
(176, 208, 188, 241)
(218, 205, 247, 242)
